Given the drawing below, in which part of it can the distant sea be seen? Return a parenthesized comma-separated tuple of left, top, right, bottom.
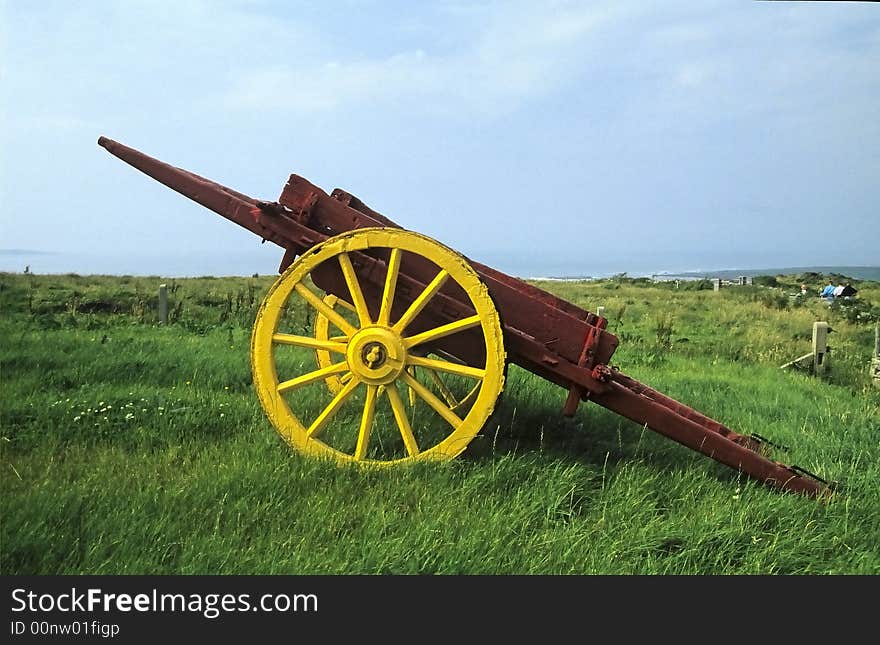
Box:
(0, 249, 283, 279)
(648, 266, 880, 282)
(0, 249, 877, 283)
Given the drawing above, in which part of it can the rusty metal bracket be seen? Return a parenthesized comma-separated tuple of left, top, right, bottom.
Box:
(278, 247, 298, 274)
(562, 317, 608, 416)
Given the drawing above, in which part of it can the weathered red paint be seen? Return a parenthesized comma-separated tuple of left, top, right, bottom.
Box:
(97, 136, 833, 498)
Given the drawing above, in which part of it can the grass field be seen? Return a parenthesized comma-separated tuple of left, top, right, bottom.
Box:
(2, 270, 878, 574)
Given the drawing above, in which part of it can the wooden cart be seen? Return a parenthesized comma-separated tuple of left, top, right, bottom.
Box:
(98, 137, 832, 497)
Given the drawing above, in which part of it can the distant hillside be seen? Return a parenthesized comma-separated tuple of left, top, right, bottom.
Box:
(654, 266, 880, 282)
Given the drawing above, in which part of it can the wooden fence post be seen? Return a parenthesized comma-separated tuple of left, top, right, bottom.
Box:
(780, 320, 832, 376)
(872, 323, 880, 389)
(158, 283, 168, 324)
(875, 322, 880, 357)
(812, 321, 830, 376)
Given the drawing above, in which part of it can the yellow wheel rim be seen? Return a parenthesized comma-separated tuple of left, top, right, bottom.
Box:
(251, 228, 506, 465)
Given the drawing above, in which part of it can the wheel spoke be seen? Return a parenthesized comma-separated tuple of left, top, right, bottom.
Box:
(392, 269, 449, 333)
(320, 294, 357, 317)
(386, 384, 420, 457)
(294, 282, 357, 336)
(401, 370, 463, 428)
(277, 362, 349, 394)
(404, 314, 482, 349)
(406, 355, 486, 380)
(354, 385, 378, 460)
(426, 367, 459, 408)
(273, 333, 347, 354)
(338, 253, 372, 328)
(378, 247, 402, 326)
(331, 297, 357, 313)
(306, 378, 359, 438)
(407, 366, 417, 407)
(454, 384, 481, 412)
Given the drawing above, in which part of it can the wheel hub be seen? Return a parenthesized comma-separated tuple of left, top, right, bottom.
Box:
(362, 343, 387, 368)
(346, 326, 406, 385)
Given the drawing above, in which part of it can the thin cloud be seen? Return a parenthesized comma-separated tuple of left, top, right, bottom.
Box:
(2, 1, 877, 269)
(222, 3, 627, 116)
(6, 114, 102, 132)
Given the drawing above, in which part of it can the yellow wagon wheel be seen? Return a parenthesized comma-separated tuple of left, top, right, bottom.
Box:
(251, 227, 506, 465)
(314, 294, 482, 413)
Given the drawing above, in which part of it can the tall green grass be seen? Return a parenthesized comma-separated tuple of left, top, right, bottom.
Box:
(1, 272, 878, 574)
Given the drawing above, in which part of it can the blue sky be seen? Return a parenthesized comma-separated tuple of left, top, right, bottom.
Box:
(1, 0, 878, 277)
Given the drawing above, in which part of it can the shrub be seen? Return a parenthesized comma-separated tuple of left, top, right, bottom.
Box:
(652, 313, 676, 349)
(830, 298, 880, 324)
(757, 290, 789, 310)
(754, 275, 779, 288)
